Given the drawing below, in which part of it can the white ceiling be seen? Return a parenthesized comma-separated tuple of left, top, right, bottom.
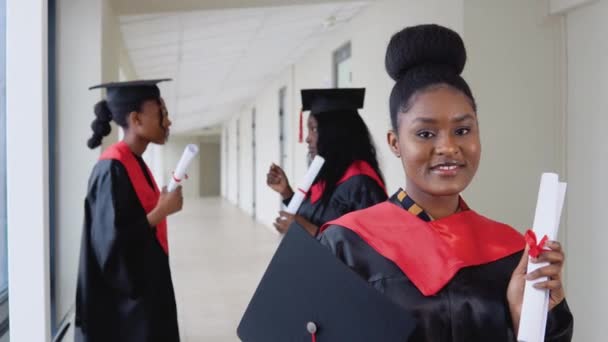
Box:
(119, 1, 370, 133)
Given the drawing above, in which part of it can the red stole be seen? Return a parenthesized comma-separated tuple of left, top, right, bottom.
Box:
(320, 202, 524, 296)
(100, 141, 169, 254)
(309, 160, 386, 204)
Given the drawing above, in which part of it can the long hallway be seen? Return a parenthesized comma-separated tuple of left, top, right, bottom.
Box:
(169, 198, 279, 341)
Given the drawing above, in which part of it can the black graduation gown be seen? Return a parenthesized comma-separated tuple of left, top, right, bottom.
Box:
(75, 156, 180, 342)
(318, 192, 573, 342)
(285, 174, 387, 234)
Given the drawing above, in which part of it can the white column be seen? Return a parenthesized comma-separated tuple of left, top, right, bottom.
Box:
(6, 0, 51, 341)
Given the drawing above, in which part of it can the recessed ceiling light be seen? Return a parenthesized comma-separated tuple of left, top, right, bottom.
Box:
(322, 15, 336, 29)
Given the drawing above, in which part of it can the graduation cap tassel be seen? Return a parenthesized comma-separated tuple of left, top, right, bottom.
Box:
(298, 109, 304, 143)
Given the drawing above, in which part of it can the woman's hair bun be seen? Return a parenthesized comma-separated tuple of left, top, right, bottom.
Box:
(87, 100, 113, 149)
(385, 24, 466, 82)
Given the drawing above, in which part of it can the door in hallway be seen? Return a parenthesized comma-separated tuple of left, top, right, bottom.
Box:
(251, 108, 256, 219)
(278, 87, 287, 210)
(278, 87, 287, 169)
(236, 119, 241, 206)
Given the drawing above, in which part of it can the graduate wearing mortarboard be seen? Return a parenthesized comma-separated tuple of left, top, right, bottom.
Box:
(266, 88, 387, 236)
(75, 79, 182, 342)
(318, 25, 574, 341)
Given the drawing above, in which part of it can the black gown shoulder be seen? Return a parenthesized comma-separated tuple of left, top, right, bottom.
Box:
(286, 174, 387, 233)
(319, 224, 573, 342)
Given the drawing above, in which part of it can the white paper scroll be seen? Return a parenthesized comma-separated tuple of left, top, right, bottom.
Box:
(167, 144, 200, 192)
(285, 156, 325, 214)
(518, 173, 567, 342)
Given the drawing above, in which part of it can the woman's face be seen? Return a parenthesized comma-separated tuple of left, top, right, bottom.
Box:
(305, 115, 319, 158)
(387, 86, 481, 198)
(134, 97, 172, 145)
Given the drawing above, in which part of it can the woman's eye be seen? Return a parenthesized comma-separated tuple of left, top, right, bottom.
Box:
(455, 127, 471, 135)
(416, 131, 435, 139)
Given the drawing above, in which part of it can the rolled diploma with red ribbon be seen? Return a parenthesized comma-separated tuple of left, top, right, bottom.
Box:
(518, 173, 566, 342)
(167, 144, 200, 192)
(285, 156, 325, 215)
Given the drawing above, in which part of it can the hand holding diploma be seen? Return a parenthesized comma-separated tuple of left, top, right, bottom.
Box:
(168, 144, 199, 192)
(285, 156, 325, 215)
(507, 173, 567, 342)
(270, 156, 325, 236)
(147, 186, 183, 227)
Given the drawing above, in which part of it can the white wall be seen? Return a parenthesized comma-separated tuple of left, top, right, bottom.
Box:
(6, 0, 51, 340)
(99, 0, 122, 152)
(54, 0, 136, 330)
(249, 70, 295, 227)
(564, 1, 607, 340)
(143, 143, 165, 183)
(54, 0, 105, 327)
(229, 69, 297, 226)
(226, 118, 239, 204)
(462, 0, 566, 231)
(237, 108, 255, 216)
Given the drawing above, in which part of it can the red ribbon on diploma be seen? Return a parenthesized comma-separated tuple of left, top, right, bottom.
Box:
(525, 229, 548, 258)
(172, 171, 188, 183)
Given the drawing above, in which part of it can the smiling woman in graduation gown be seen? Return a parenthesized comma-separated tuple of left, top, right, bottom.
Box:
(319, 25, 573, 341)
(75, 79, 183, 342)
(267, 88, 387, 236)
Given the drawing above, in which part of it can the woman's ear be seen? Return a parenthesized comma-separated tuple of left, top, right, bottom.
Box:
(387, 130, 401, 158)
(127, 110, 140, 128)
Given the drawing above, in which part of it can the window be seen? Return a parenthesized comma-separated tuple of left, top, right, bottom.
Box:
(333, 42, 352, 88)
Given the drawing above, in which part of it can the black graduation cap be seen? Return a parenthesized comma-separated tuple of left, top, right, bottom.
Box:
(237, 226, 416, 342)
(88, 78, 171, 104)
(298, 88, 365, 142)
(301, 88, 365, 114)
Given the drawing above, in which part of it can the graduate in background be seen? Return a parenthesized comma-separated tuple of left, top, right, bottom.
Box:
(318, 25, 573, 341)
(267, 88, 387, 236)
(75, 79, 183, 342)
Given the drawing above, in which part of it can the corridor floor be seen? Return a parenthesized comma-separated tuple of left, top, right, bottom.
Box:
(169, 197, 279, 341)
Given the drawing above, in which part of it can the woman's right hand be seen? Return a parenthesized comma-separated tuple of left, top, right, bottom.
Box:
(158, 186, 184, 216)
(266, 163, 293, 199)
(148, 186, 183, 227)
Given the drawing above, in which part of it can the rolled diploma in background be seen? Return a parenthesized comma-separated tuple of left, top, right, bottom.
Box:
(517, 173, 567, 342)
(285, 156, 325, 215)
(167, 144, 200, 192)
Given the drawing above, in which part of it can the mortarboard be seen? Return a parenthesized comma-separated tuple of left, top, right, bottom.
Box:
(298, 88, 365, 143)
(89, 78, 171, 105)
(237, 225, 416, 342)
(301, 88, 365, 114)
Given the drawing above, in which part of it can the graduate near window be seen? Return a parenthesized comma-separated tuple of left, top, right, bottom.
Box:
(318, 25, 574, 341)
(75, 79, 183, 342)
(267, 88, 387, 236)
